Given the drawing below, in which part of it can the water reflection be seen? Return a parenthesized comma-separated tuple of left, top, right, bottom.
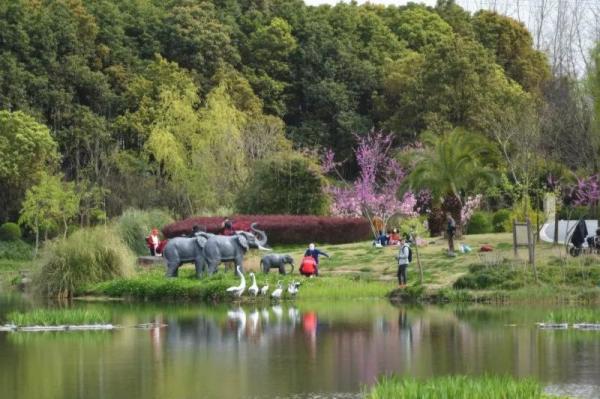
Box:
(1, 301, 600, 398)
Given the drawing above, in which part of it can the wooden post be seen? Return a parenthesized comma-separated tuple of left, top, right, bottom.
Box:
(527, 218, 538, 283)
(414, 238, 424, 284)
(512, 219, 518, 257)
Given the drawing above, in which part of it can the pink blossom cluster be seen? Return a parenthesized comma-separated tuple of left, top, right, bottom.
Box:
(460, 194, 482, 224)
(322, 132, 417, 226)
(570, 175, 600, 207)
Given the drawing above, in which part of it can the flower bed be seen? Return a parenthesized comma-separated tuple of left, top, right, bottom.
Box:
(162, 215, 372, 245)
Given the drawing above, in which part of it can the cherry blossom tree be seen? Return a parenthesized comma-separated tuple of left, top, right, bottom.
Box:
(322, 131, 416, 236)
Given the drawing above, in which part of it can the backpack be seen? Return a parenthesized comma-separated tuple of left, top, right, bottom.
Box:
(399, 244, 412, 264)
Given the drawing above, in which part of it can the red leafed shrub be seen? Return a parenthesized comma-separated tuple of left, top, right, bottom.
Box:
(161, 215, 372, 245)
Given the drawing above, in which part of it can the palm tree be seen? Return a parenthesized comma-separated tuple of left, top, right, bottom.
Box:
(406, 129, 497, 234)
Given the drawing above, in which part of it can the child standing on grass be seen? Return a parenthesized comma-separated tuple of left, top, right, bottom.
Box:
(396, 236, 410, 288)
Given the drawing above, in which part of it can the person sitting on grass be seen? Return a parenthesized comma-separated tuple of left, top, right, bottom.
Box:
(388, 229, 400, 246)
(304, 243, 330, 276)
(395, 236, 411, 288)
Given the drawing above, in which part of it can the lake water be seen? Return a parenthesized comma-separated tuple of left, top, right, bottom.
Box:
(1, 295, 600, 399)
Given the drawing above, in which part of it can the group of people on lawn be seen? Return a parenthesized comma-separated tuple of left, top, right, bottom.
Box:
(146, 216, 416, 286)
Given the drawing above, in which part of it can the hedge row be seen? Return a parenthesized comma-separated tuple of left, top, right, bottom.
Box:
(162, 215, 372, 245)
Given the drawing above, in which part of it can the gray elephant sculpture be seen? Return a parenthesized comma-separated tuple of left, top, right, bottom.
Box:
(163, 224, 269, 278)
(162, 232, 214, 277)
(260, 254, 294, 275)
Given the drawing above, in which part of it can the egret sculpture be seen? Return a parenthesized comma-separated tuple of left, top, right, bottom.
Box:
(248, 272, 259, 296)
(226, 265, 246, 297)
(271, 281, 283, 299)
(260, 283, 269, 296)
(287, 281, 300, 296)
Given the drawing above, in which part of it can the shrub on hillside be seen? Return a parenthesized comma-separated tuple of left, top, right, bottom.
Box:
(162, 215, 371, 245)
(0, 240, 33, 260)
(492, 209, 511, 232)
(117, 209, 173, 255)
(0, 222, 21, 241)
(466, 212, 492, 234)
(237, 153, 329, 215)
(33, 226, 135, 298)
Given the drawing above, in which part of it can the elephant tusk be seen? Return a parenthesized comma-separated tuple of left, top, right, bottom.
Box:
(258, 245, 272, 251)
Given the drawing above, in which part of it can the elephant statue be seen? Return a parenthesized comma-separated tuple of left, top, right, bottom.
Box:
(162, 232, 214, 278)
(202, 224, 269, 275)
(163, 224, 269, 278)
(260, 254, 294, 275)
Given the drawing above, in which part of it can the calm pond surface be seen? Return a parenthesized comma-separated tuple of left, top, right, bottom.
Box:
(1, 295, 600, 399)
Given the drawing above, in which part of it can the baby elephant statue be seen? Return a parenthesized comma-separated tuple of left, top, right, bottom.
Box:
(260, 254, 294, 275)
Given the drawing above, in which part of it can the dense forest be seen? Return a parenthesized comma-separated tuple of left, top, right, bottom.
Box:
(1, 0, 598, 237)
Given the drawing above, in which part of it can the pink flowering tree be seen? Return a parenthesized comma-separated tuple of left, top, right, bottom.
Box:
(322, 131, 417, 236)
(460, 194, 483, 225)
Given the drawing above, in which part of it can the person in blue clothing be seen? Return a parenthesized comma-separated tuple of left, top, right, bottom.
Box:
(304, 243, 330, 276)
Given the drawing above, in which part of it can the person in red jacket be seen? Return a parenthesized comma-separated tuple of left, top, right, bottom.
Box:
(146, 228, 161, 256)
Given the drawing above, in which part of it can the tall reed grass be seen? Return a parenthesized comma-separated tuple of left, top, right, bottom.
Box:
(34, 226, 134, 298)
(6, 308, 110, 326)
(367, 375, 563, 399)
(117, 209, 173, 255)
(546, 308, 600, 324)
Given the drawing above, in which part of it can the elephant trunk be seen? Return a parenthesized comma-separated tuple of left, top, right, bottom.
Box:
(251, 223, 268, 247)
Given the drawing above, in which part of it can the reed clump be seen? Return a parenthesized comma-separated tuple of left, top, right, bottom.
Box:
(546, 308, 600, 324)
(367, 375, 566, 399)
(33, 226, 135, 298)
(6, 308, 110, 326)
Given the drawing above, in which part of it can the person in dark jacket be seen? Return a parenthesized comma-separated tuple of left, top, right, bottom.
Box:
(221, 217, 234, 236)
(446, 213, 456, 255)
(304, 243, 330, 276)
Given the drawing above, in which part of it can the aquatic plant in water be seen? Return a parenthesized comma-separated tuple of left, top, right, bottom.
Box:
(367, 375, 566, 399)
(6, 309, 110, 327)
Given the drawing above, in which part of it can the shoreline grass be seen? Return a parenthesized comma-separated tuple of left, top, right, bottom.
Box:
(366, 375, 569, 399)
(84, 268, 392, 302)
(6, 308, 110, 326)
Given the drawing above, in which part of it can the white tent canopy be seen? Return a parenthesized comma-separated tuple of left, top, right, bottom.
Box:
(539, 220, 598, 246)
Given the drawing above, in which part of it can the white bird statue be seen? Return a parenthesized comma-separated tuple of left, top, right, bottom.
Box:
(248, 272, 259, 296)
(260, 282, 269, 295)
(271, 281, 283, 299)
(287, 281, 300, 296)
(226, 265, 246, 297)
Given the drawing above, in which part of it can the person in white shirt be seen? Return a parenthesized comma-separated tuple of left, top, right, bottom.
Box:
(396, 236, 411, 288)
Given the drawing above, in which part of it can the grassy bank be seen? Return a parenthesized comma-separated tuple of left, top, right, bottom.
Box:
(84, 268, 391, 302)
(7, 229, 600, 304)
(5, 309, 110, 326)
(366, 375, 568, 399)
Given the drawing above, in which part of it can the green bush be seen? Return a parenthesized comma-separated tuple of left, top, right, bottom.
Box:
(502, 197, 544, 232)
(33, 226, 135, 298)
(492, 209, 511, 232)
(558, 206, 600, 220)
(116, 209, 173, 255)
(0, 240, 33, 260)
(466, 211, 492, 234)
(453, 263, 526, 290)
(236, 152, 329, 215)
(0, 223, 21, 241)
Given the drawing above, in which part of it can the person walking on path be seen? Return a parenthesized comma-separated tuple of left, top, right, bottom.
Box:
(304, 243, 330, 276)
(446, 213, 456, 256)
(396, 236, 410, 288)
